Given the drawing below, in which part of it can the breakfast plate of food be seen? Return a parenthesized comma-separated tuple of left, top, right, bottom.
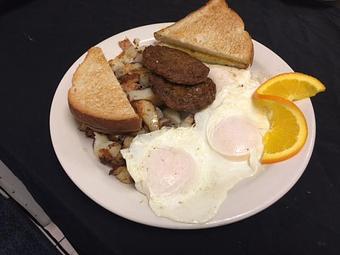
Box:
(50, 0, 325, 229)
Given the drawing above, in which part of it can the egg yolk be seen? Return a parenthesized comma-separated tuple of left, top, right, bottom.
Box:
(145, 147, 197, 196)
(208, 116, 262, 159)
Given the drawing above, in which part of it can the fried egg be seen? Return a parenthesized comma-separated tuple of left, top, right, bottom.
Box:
(121, 65, 269, 223)
(121, 127, 263, 223)
(196, 65, 269, 161)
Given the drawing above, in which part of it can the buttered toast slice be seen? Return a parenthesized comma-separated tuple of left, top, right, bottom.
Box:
(154, 0, 253, 69)
(68, 47, 141, 134)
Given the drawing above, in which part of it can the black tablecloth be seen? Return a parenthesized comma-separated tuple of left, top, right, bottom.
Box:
(1, 0, 339, 254)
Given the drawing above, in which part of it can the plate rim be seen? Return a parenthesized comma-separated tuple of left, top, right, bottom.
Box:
(49, 22, 316, 229)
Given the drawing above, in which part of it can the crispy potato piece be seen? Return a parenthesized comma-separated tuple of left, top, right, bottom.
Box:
(159, 117, 173, 128)
(125, 63, 143, 73)
(119, 38, 134, 51)
(118, 39, 138, 63)
(123, 136, 134, 149)
(121, 81, 141, 93)
(139, 71, 149, 88)
(119, 73, 146, 93)
(126, 67, 150, 88)
(94, 133, 113, 156)
(155, 107, 164, 120)
(128, 88, 162, 106)
(119, 73, 140, 84)
(110, 166, 134, 184)
(97, 143, 125, 168)
(78, 122, 95, 138)
(109, 59, 125, 78)
(93, 133, 125, 169)
(120, 67, 150, 88)
(111, 62, 144, 79)
(180, 114, 195, 127)
(108, 143, 121, 158)
(107, 134, 125, 143)
(163, 108, 181, 125)
(84, 128, 95, 138)
(133, 38, 141, 47)
(97, 149, 125, 168)
(133, 52, 143, 63)
(132, 100, 160, 132)
(109, 38, 141, 78)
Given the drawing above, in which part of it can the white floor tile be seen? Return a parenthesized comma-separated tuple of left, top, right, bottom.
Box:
(45, 222, 65, 242)
(60, 238, 78, 255)
(31, 218, 78, 255)
(32, 220, 57, 245)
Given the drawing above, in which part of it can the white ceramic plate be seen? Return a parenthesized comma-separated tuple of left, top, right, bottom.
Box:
(50, 23, 315, 229)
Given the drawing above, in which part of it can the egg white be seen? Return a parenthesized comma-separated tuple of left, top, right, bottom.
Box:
(121, 128, 260, 223)
(121, 65, 269, 223)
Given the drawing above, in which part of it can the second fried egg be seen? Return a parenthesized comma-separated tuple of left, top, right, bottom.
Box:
(121, 65, 269, 223)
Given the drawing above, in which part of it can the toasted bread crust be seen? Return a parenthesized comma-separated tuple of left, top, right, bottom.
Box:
(68, 47, 141, 134)
(69, 102, 141, 134)
(249, 34, 254, 66)
(159, 43, 248, 69)
(154, 0, 254, 68)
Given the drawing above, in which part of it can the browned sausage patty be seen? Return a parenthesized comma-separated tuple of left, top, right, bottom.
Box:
(150, 74, 216, 113)
(143, 45, 209, 85)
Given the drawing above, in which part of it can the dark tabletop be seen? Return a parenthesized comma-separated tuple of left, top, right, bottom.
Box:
(1, 0, 340, 254)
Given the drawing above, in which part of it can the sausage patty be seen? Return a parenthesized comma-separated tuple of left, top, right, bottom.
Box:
(143, 45, 209, 85)
(150, 74, 216, 113)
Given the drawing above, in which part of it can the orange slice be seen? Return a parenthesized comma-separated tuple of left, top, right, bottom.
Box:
(253, 93, 308, 164)
(256, 72, 326, 101)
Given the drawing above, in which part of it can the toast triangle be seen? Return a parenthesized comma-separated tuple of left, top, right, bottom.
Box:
(154, 0, 253, 68)
(68, 47, 141, 134)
